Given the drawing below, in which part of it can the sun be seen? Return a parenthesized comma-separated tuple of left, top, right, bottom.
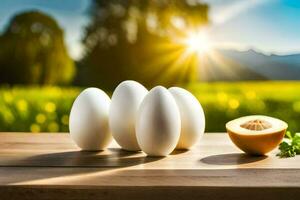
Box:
(184, 30, 212, 55)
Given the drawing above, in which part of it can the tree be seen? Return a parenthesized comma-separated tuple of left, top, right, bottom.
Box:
(0, 11, 75, 85)
(80, 0, 209, 90)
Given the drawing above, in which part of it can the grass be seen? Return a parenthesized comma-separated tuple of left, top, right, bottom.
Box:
(187, 81, 300, 132)
(0, 81, 300, 133)
(0, 86, 79, 132)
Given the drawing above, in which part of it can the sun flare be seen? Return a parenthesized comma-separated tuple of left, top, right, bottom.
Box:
(142, 28, 217, 83)
(184, 30, 212, 55)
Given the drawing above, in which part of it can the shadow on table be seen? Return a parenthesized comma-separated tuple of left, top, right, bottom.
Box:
(8, 148, 162, 167)
(170, 149, 189, 155)
(200, 153, 267, 165)
(2, 148, 162, 184)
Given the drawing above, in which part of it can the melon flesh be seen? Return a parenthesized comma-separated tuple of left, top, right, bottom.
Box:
(226, 115, 287, 155)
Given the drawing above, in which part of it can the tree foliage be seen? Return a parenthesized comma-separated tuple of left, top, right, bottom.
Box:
(0, 11, 75, 85)
(81, 0, 209, 90)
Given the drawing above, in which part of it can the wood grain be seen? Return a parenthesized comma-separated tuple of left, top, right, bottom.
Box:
(0, 132, 299, 200)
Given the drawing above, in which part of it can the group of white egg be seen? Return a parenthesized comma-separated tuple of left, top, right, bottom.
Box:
(69, 80, 205, 156)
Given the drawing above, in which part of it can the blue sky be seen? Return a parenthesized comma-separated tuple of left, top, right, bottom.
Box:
(206, 0, 300, 55)
(1, 0, 300, 60)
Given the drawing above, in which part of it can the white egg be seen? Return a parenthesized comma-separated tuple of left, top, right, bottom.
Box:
(169, 87, 205, 149)
(136, 86, 181, 156)
(109, 80, 148, 151)
(69, 88, 112, 151)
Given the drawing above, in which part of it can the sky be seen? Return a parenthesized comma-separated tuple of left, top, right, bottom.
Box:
(205, 0, 300, 55)
(0, 0, 300, 60)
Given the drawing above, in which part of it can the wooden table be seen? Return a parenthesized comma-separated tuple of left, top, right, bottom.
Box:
(0, 133, 299, 200)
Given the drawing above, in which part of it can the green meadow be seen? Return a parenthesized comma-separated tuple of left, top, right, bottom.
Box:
(1, 81, 299, 133)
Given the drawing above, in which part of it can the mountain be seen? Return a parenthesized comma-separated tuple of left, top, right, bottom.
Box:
(201, 49, 300, 81)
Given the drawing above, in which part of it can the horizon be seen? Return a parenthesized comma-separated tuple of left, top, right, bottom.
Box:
(1, 0, 300, 60)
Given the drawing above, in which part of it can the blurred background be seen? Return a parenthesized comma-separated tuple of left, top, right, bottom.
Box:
(0, 0, 300, 133)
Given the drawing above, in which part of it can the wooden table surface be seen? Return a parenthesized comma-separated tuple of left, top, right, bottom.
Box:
(0, 133, 300, 200)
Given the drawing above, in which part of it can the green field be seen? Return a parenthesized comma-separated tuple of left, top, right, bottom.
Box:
(1, 81, 300, 133)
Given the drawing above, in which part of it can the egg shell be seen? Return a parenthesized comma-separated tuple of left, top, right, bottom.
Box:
(109, 80, 148, 151)
(136, 86, 181, 156)
(69, 88, 112, 151)
(169, 87, 205, 149)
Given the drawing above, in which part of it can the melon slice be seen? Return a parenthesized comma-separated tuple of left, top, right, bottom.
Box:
(226, 115, 287, 155)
